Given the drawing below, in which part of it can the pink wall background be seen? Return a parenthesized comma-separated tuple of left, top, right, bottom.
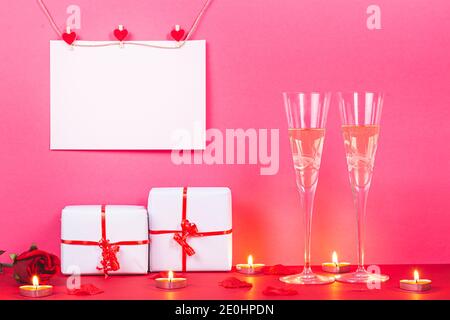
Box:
(1, 0, 449, 266)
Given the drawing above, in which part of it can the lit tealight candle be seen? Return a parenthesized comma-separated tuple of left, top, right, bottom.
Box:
(322, 251, 351, 274)
(236, 255, 265, 275)
(155, 271, 187, 289)
(400, 270, 431, 292)
(19, 275, 53, 298)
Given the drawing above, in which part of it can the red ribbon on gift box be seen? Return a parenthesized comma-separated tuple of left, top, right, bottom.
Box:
(61, 205, 149, 277)
(149, 187, 232, 272)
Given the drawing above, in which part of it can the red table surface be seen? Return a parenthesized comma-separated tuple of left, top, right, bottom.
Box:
(1, 265, 449, 300)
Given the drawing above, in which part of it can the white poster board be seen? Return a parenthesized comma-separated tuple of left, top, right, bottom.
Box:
(50, 40, 206, 150)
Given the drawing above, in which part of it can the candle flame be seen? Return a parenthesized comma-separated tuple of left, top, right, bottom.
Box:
(414, 270, 419, 282)
(168, 270, 174, 280)
(332, 251, 339, 265)
(247, 255, 254, 266)
(32, 275, 39, 287)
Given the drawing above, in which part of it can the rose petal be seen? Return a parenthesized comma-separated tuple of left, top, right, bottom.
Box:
(67, 284, 104, 296)
(219, 277, 252, 288)
(263, 264, 298, 275)
(262, 286, 298, 296)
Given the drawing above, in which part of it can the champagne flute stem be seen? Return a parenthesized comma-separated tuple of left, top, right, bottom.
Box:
(300, 185, 316, 274)
(354, 185, 369, 272)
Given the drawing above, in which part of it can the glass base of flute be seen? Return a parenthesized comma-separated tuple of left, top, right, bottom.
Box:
(280, 268, 335, 285)
(336, 267, 389, 284)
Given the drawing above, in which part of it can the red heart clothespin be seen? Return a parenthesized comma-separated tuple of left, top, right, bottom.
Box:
(62, 26, 76, 45)
(114, 24, 128, 42)
(170, 25, 185, 42)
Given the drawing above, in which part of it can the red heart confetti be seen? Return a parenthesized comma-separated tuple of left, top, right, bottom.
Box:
(67, 284, 104, 296)
(218, 277, 252, 289)
(170, 27, 185, 42)
(114, 28, 128, 41)
(62, 31, 76, 45)
(262, 286, 298, 296)
(263, 264, 299, 275)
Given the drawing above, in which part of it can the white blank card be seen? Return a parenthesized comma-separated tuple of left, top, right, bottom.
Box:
(50, 40, 206, 150)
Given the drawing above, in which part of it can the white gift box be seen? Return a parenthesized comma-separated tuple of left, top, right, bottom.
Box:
(148, 187, 232, 272)
(61, 205, 149, 275)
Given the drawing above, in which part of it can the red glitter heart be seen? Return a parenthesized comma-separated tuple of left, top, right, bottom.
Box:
(114, 28, 128, 41)
(170, 28, 185, 42)
(62, 31, 76, 45)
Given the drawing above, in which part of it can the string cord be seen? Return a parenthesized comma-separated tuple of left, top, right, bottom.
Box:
(36, 0, 213, 49)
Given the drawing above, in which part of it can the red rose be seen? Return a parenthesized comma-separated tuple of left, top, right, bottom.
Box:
(13, 246, 60, 284)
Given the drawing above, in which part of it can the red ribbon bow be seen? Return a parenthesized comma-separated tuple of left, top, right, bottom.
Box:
(97, 238, 120, 275)
(173, 219, 199, 256)
(150, 188, 232, 271)
(62, 205, 149, 277)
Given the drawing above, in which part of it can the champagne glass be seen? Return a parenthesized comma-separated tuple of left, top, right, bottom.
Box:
(336, 92, 389, 283)
(281, 92, 334, 285)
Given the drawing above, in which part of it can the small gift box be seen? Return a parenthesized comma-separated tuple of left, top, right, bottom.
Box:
(148, 187, 232, 272)
(61, 205, 149, 276)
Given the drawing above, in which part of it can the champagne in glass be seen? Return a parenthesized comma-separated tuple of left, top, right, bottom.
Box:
(337, 92, 389, 284)
(342, 125, 380, 190)
(281, 92, 334, 285)
(289, 128, 325, 189)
